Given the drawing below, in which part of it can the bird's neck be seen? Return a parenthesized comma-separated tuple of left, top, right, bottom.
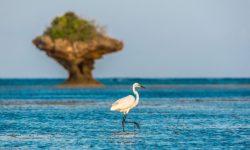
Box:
(133, 86, 139, 102)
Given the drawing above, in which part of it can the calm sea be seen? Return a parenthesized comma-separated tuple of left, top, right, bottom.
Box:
(0, 78, 250, 149)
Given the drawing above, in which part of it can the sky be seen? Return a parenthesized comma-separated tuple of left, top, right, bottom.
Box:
(0, 0, 250, 78)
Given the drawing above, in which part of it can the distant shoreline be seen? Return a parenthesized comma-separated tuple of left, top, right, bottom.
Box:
(1, 78, 250, 86)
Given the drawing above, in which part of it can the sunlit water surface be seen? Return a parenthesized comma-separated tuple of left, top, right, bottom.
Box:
(0, 79, 250, 149)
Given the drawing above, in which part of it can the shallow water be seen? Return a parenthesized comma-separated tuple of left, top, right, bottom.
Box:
(0, 79, 250, 149)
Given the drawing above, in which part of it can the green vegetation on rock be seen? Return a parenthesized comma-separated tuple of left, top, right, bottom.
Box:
(44, 12, 98, 41)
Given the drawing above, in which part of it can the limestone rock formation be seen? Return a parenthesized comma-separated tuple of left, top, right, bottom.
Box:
(33, 12, 123, 87)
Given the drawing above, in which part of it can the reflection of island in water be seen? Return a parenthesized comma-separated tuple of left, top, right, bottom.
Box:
(33, 12, 123, 87)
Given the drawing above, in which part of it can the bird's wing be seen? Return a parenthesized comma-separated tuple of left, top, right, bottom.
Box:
(111, 95, 135, 111)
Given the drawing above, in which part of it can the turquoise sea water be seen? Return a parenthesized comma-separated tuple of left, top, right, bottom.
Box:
(0, 78, 250, 149)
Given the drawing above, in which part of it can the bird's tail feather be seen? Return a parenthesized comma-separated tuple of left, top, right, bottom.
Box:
(110, 105, 117, 111)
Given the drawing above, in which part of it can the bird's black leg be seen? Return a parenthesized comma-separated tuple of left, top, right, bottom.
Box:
(122, 113, 140, 131)
(122, 114, 127, 132)
(124, 114, 140, 129)
(125, 121, 140, 129)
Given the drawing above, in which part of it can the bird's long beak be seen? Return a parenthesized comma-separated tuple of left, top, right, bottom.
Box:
(140, 85, 145, 88)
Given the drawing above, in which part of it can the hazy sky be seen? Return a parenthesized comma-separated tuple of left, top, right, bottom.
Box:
(0, 0, 250, 78)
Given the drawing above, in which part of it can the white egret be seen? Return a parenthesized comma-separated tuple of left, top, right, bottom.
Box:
(111, 83, 145, 131)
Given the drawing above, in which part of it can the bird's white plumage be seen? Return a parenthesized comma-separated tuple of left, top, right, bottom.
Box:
(110, 83, 144, 115)
(111, 83, 144, 131)
(110, 95, 135, 113)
